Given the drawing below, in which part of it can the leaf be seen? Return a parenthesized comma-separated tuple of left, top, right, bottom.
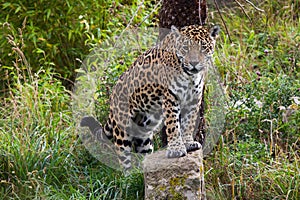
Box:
(2, 66, 14, 70)
(46, 9, 51, 20)
(68, 31, 73, 41)
(15, 6, 21, 14)
(75, 68, 86, 73)
(35, 48, 45, 54)
(2, 2, 12, 9)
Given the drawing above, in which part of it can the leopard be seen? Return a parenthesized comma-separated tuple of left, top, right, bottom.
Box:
(81, 24, 220, 170)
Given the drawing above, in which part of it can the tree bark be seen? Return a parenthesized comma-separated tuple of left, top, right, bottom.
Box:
(159, 0, 208, 40)
(158, 0, 207, 147)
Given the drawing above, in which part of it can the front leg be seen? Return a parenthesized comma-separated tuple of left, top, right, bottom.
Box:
(163, 89, 186, 158)
(181, 102, 202, 152)
(181, 75, 206, 152)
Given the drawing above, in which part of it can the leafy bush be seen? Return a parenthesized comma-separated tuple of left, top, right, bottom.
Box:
(0, 20, 145, 199)
(0, 0, 158, 92)
(205, 0, 299, 199)
(0, 1, 158, 199)
(227, 74, 299, 140)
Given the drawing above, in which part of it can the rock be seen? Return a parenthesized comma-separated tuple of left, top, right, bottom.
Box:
(143, 149, 206, 200)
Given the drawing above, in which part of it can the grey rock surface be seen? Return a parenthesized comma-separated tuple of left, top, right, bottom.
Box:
(143, 149, 206, 200)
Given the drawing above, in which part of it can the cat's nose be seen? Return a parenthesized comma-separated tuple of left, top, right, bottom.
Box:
(190, 62, 198, 67)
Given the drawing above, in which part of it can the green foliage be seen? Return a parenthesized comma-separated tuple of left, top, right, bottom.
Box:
(0, 59, 74, 198)
(0, 0, 299, 199)
(0, 0, 159, 92)
(227, 74, 299, 141)
(205, 0, 300, 199)
(0, 20, 145, 199)
(0, 1, 157, 199)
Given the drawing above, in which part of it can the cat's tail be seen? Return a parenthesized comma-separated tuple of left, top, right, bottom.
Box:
(80, 116, 112, 141)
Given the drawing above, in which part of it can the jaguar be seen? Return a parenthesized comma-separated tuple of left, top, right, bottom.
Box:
(81, 24, 220, 170)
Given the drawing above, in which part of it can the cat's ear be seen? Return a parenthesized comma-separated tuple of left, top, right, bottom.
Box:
(171, 25, 180, 36)
(210, 25, 220, 38)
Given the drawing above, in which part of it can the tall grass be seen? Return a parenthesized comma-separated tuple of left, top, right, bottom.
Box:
(0, 26, 74, 199)
(205, 0, 299, 199)
(0, 0, 299, 199)
(0, 24, 144, 200)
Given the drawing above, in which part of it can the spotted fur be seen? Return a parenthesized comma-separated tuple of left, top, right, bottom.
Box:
(81, 25, 220, 170)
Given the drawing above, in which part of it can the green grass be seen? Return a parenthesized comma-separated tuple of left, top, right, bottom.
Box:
(205, 0, 300, 199)
(0, 0, 299, 199)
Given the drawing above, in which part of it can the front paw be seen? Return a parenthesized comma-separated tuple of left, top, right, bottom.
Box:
(166, 146, 187, 158)
(185, 141, 201, 152)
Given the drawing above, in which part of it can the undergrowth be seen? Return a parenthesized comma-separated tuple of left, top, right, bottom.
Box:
(0, 0, 299, 199)
(205, 0, 299, 199)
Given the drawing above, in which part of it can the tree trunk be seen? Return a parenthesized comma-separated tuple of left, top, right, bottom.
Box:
(158, 0, 207, 147)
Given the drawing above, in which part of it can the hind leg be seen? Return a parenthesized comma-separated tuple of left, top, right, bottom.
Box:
(110, 122, 133, 171)
(134, 135, 154, 154)
(116, 145, 132, 171)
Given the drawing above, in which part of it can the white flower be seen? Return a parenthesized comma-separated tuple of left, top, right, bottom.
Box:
(290, 96, 300, 105)
(234, 99, 245, 107)
(279, 106, 286, 111)
(254, 98, 263, 108)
